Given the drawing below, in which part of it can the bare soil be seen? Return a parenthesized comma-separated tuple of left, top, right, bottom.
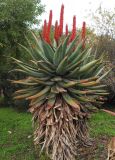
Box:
(77, 136, 109, 160)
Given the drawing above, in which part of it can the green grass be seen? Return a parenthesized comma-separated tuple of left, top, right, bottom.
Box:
(0, 107, 115, 160)
(89, 111, 115, 137)
(0, 107, 35, 160)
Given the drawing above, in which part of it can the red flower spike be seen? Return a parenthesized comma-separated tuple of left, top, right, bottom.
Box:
(72, 16, 76, 39)
(46, 10, 53, 44)
(57, 25, 60, 38)
(82, 21, 86, 48)
(59, 4, 64, 36)
(48, 10, 53, 33)
(65, 24, 68, 36)
(69, 15, 76, 43)
(42, 20, 47, 40)
(56, 25, 60, 44)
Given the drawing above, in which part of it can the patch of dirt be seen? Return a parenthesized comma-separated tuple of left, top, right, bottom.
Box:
(77, 136, 109, 160)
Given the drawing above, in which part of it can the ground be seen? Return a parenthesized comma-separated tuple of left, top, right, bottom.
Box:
(0, 107, 115, 160)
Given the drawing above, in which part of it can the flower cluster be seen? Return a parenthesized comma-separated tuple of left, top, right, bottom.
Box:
(42, 4, 86, 47)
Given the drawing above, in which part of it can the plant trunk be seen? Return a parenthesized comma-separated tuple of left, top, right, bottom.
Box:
(30, 100, 92, 160)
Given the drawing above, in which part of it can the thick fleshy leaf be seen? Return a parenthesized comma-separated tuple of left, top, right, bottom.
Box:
(27, 86, 50, 100)
(14, 89, 39, 99)
(62, 35, 70, 57)
(56, 56, 68, 75)
(47, 97, 56, 109)
(65, 35, 79, 55)
(68, 40, 84, 61)
(42, 41, 54, 63)
(53, 44, 63, 66)
(59, 80, 79, 88)
(78, 60, 99, 74)
(63, 93, 80, 110)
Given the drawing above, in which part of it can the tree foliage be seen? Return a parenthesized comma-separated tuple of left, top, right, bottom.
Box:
(90, 6, 115, 99)
(0, 0, 44, 70)
(0, 0, 44, 105)
(92, 6, 115, 38)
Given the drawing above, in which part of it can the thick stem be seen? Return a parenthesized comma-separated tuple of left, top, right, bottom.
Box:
(31, 101, 91, 160)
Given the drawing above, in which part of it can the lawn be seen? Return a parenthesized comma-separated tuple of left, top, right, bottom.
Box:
(0, 107, 115, 160)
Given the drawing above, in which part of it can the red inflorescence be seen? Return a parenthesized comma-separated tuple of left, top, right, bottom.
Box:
(54, 20, 59, 42)
(82, 21, 86, 48)
(45, 10, 53, 44)
(69, 15, 76, 43)
(42, 20, 47, 40)
(42, 4, 86, 48)
(72, 16, 77, 39)
(59, 4, 64, 37)
(65, 24, 68, 36)
(42, 10, 52, 44)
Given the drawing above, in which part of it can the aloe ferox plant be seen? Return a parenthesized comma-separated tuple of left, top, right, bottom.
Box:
(12, 4, 110, 160)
